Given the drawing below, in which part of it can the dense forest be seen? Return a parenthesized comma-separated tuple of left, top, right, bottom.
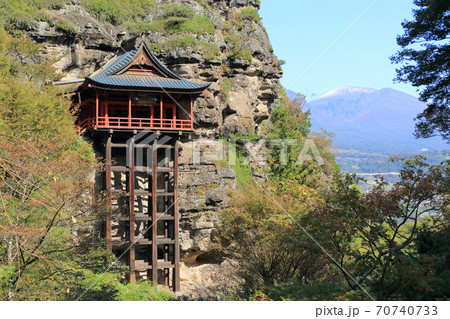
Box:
(0, 0, 449, 301)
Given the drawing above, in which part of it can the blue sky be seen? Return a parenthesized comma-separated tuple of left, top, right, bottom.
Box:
(259, 0, 419, 99)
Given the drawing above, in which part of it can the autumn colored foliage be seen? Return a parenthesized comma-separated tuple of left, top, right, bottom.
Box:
(217, 95, 450, 301)
(0, 28, 104, 300)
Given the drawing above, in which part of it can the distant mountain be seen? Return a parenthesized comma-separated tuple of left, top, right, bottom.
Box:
(304, 86, 449, 152)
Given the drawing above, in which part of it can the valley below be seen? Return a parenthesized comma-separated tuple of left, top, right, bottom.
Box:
(292, 86, 450, 183)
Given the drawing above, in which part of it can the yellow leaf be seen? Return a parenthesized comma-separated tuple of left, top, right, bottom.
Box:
(72, 216, 77, 224)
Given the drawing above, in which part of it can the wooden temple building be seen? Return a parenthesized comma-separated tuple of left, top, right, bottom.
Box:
(57, 36, 210, 291)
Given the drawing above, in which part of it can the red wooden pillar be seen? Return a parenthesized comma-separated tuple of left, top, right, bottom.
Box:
(150, 106, 154, 128)
(190, 95, 193, 129)
(101, 102, 105, 126)
(95, 90, 99, 128)
(128, 92, 132, 128)
(105, 100, 109, 126)
(160, 94, 163, 128)
(172, 104, 176, 129)
(88, 103, 95, 127)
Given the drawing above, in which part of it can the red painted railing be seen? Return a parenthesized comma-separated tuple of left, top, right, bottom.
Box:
(77, 117, 193, 133)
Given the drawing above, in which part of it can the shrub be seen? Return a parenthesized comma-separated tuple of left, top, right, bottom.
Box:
(233, 153, 253, 189)
(220, 78, 232, 100)
(243, 281, 346, 301)
(147, 37, 219, 60)
(84, 0, 124, 24)
(222, 11, 256, 63)
(83, 0, 155, 25)
(157, 5, 215, 35)
(163, 4, 194, 19)
(56, 22, 78, 35)
(124, 2, 218, 58)
(237, 7, 261, 23)
(116, 281, 175, 301)
(0, 0, 156, 31)
(72, 271, 175, 301)
(180, 15, 215, 34)
(217, 186, 328, 292)
(228, 49, 252, 62)
(0, 0, 45, 25)
(198, 41, 220, 60)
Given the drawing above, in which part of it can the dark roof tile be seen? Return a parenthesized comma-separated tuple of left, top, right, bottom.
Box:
(79, 39, 210, 93)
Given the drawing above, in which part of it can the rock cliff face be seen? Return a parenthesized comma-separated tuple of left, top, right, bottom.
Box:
(24, 0, 281, 292)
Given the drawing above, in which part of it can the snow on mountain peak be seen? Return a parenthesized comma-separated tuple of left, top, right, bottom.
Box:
(314, 86, 377, 100)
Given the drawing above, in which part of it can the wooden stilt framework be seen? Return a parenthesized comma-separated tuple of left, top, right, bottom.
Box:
(104, 130, 180, 291)
(151, 138, 158, 282)
(173, 139, 180, 291)
(128, 134, 136, 284)
(105, 133, 112, 252)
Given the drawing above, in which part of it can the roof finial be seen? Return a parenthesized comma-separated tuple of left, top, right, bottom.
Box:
(117, 31, 127, 43)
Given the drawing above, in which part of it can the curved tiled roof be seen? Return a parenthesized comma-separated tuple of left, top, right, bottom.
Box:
(78, 38, 210, 93)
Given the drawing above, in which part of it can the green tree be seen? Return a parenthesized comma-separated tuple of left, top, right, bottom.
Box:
(217, 185, 329, 294)
(410, 222, 450, 300)
(391, 0, 450, 141)
(316, 157, 450, 300)
(267, 93, 339, 187)
(0, 28, 103, 300)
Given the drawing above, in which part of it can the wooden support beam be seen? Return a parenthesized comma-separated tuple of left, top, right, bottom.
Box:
(113, 143, 174, 149)
(129, 135, 136, 284)
(173, 139, 181, 291)
(118, 213, 174, 222)
(172, 104, 176, 129)
(190, 96, 194, 130)
(111, 166, 173, 173)
(164, 154, 170, 286)
(151, 138, 158, 283)
(105, 100, 109, 126)
(160, 94, 163, 128)
(150, 105, 154, 128)
(164, 267, 169, 287)
(128, 92, 132, 127)
(111, 190, 174, 197)
(106, 134, 112, 252)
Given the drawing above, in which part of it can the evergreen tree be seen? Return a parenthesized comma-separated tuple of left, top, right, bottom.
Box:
(391, 0, 450, 141)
